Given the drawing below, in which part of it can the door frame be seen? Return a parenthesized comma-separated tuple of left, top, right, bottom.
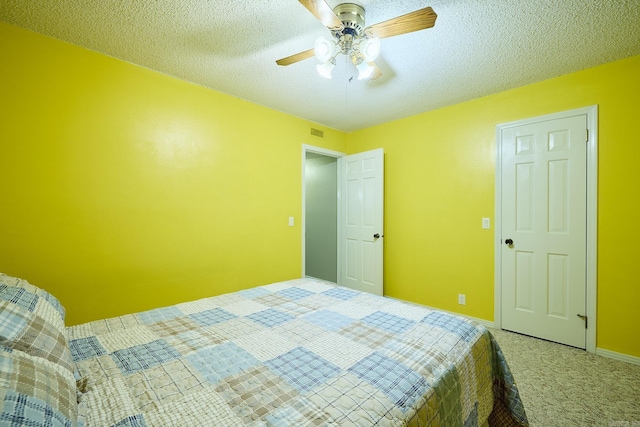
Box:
(302, 144, 345, 283)
(494, 105, 598, 353)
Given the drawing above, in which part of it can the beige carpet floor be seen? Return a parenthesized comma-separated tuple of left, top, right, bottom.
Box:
(490, 328, 640, 427)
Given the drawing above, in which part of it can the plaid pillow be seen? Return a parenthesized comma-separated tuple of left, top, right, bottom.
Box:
(0, 346, 77, 426)
(0, 273, 66, 322)
(0, 273, 74, 374)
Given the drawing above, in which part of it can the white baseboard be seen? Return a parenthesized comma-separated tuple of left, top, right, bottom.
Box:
(385, 296, 495, 329)
(596, 348, 640, 366)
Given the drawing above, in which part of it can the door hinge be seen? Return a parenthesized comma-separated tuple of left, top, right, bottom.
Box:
(577, 314, 588, 329)
(585, 129, 589, 142)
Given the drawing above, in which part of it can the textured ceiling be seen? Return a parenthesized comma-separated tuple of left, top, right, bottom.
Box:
(1, 0, 639, 132)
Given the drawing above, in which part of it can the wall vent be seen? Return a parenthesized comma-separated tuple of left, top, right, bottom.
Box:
(310, 128, 324, 138)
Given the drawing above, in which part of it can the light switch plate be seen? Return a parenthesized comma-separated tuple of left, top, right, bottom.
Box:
(482, 218, 490, 229)
(288, 216, 294, 227)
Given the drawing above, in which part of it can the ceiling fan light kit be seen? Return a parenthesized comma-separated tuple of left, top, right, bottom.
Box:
(360, 37, 380, 62)
(277, 0, 437, 81)
(314, 36, 335, 62)
(355, 60, 374, 80)
(314, 34, 378, 79)
(316, 59, 336, 78)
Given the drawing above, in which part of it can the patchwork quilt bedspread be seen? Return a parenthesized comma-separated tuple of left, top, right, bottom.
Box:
(67, 278, 528, 426)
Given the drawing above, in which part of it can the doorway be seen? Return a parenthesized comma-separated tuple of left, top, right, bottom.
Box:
(304, 151, 339, 282)
(302, 145, 385, 294)
(302, 145, 344, 283)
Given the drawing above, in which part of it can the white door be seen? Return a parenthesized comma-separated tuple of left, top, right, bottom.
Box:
(339, 148, 384, 295)
(500, 115, 587, 348)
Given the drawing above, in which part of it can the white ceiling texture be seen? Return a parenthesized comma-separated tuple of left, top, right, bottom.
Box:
(1, 0, 639, 132)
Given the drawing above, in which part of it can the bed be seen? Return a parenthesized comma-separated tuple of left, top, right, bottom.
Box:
(0, 273, 528, 426)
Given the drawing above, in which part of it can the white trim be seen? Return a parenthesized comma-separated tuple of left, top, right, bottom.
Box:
(596, 348, 640, 366)
(494, 126, 504, 331)
(385, 296, 495, 329)
(301, 144, 345, 283)
(494, 105, 598, 353)
(585, 106, 598, 354)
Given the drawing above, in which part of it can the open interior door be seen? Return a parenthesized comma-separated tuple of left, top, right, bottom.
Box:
(338, 148, 384, 295)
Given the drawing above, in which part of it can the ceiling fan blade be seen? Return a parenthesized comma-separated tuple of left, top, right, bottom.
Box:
(276, 48, 315, 66)
(365, 7, 437, 39)
(298, 0, 344, 31)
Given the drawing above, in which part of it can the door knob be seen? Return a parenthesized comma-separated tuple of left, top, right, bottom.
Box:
(373, 233, 381, 239)
(505, 238, 513, 245)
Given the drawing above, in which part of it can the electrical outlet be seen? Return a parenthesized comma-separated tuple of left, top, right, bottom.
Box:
(458, 294, 466, 305)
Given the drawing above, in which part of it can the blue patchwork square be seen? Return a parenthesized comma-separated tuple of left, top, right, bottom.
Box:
(189, 308, 237, 327)
(247, 309, 294, 328)
(41, 292, 66, 320)
(265, 347, 340, 393)
(138, 306, 183, 324)
(0, 286, 38, 312)
(276, 287, 314, 300)
(69, 336, 107, 362)
(1, 390, 72, 427)
(111, 340, 180, 375)
(186, 342, 258, 384)
(362, 311, 416, 334)
(113, 414, 147, 427)
(265, 405, 304, 426)
(239, 287, 271, 299)
(422, 312, 478, 342)
(303, 309, 354, 331)
(0, 351, 15, 375)
(321, 287, 359, 300)
(349, 352, 428, 411)
(0, 305, 29, 340)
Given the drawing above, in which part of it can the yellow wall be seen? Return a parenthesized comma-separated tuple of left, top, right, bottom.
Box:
(0, 22, 346, 325)
(2, 21, 639, 358)
(347, 54, 640, 358)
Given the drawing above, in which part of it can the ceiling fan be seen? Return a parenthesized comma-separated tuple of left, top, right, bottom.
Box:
(276, 0, 437, 81)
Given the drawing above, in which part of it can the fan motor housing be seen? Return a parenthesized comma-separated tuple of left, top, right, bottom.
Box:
(333, 3, 365, 37)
